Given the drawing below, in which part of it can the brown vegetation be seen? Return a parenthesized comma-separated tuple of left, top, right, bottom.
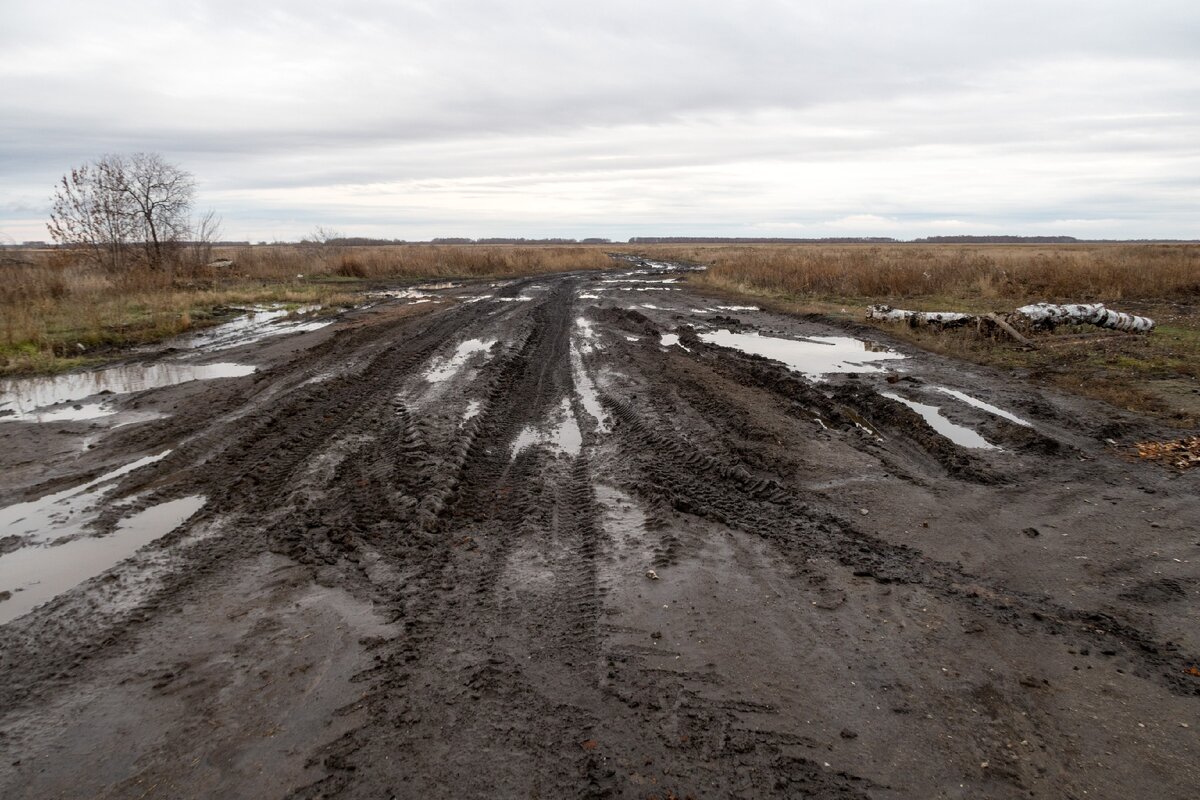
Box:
(0, 244, 612, 375)
(641, 242, 1200, 304)
(640, 242, 1200, 425)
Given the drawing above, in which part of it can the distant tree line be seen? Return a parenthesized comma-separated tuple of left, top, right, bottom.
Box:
(627, 237, 901, 244)
(910, 235, 1079, 244)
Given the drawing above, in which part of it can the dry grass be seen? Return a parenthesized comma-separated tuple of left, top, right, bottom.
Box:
(1, 244, 613, 375)
(640, 242, 1200, 425)
(630, 243, 1200, 304)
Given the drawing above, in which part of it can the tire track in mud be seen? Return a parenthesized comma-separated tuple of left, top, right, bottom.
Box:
(3, 266, 1198, 798)
(595, 371, 1200, 699)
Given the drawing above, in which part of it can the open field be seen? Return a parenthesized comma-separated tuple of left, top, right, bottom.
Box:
(628, 243, 1200, 425)
(0, 244, 613, 375)
(1, 259, 1197, 798)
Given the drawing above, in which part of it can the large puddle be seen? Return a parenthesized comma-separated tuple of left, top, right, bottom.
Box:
(881, 392, 998, 450)
(698, 330, 905, 378)
(935, 388, 1032, 427)
(0, 494, 205, 624)
(0, 363, 256, 423)
(423, 339, 496, 383)
(167, 306, 329, 352)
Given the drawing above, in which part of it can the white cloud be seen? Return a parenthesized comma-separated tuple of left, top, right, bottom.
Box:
(1, 1, 1198, 241)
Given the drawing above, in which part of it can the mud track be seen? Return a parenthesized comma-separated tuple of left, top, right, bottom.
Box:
(1, 262, 1197, 798)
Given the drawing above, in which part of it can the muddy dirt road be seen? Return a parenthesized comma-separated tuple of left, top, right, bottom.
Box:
(1, 259, 1197, 798)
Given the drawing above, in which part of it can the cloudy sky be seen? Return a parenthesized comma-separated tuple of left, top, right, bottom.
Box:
(2, 1, 1198, 241)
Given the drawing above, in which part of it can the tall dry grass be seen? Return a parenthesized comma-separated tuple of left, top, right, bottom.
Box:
(642, 243, 1200, 304)
(0, 244, 614, 373)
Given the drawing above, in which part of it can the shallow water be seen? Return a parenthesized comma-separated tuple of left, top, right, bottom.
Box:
(570, 343, 608, 433)
(169, 306, 328, 353)
(0, 451, 171, 541)
(698, 329, 905, 378)
(0, 494, 205, 625)
(0, 363, 256, 423)
(935, 388, 1032, 427)
(553, 398, 582, 455)
(881, 392, 998, 450)
(423, 339, 496, 383)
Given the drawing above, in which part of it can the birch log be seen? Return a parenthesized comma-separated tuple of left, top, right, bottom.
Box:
(1012, 303, 1155, 332)
(865, 305, 974, 327)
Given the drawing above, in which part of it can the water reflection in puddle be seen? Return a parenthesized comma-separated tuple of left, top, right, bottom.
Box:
(570, 343, 609, 433)
(169, 306, 328, 352)
(423, 339, 496, 383)
(659, 334, 690, 351)
(881, 392, 998, 450)
(0, 363, 256, 423)
(0, 451, 171, 541)
(698, 330, 905, 378)
(511, 398, 583, 458)
(935, 388, 1032, 427)
(0, 494, 205, 624)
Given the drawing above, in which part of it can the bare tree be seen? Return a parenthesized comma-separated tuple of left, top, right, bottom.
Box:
(47, 153, 196, 270)
(189, 208, 223, 265)
(48, 158, 137, 270)
(117, 153, 195, 268)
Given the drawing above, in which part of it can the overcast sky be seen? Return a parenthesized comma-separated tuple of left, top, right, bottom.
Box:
(2, 1, 1198, 241)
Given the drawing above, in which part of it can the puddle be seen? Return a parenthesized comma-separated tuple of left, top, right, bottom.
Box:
(423, 338, 496, 383)
(510, 426, 541, 458)
(659, 334, 691, 352)
(639, 304, 662, 310)
(881, 392, 998, 450)
(0, 451, 171, 541)
(464, 294, 495, 303)
(698, 329, 905, 378)
(717, 305, 760, 312)
(368, 288, 430, 300)
(575, 317, 601, 353)
(0, 495, 205, 624)
(494, 296, 534, 303)
(511, 398, 584, 458)
(553, 398, 582, 455)
(570, 343, 609, 433)
(579, 293, 601, 299)
(463, 400, 482, 421)
(168, 306, 328, 353)
(934, 388, 1032, 427)
(0, 363, 256, 423)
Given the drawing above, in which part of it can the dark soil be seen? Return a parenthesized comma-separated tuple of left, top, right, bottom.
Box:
(0, 262, 1197, 799)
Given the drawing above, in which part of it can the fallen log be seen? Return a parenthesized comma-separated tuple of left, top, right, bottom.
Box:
(1012, 303, 1154, 332)
(981, 313, 1036, 348)
(867, 302, 1153, 343)
(865, 305, 974, 327)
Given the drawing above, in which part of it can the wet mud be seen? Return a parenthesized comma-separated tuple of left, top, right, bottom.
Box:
(0, 263, 1197, 798)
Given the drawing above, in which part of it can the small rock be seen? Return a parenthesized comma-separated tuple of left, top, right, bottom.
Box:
(860, 509, 870, 516)
(645, 569, 659, 580)
(839, 729, 858, 739)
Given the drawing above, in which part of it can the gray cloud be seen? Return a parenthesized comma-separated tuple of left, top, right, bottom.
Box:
(1, 1, 1198, 240)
